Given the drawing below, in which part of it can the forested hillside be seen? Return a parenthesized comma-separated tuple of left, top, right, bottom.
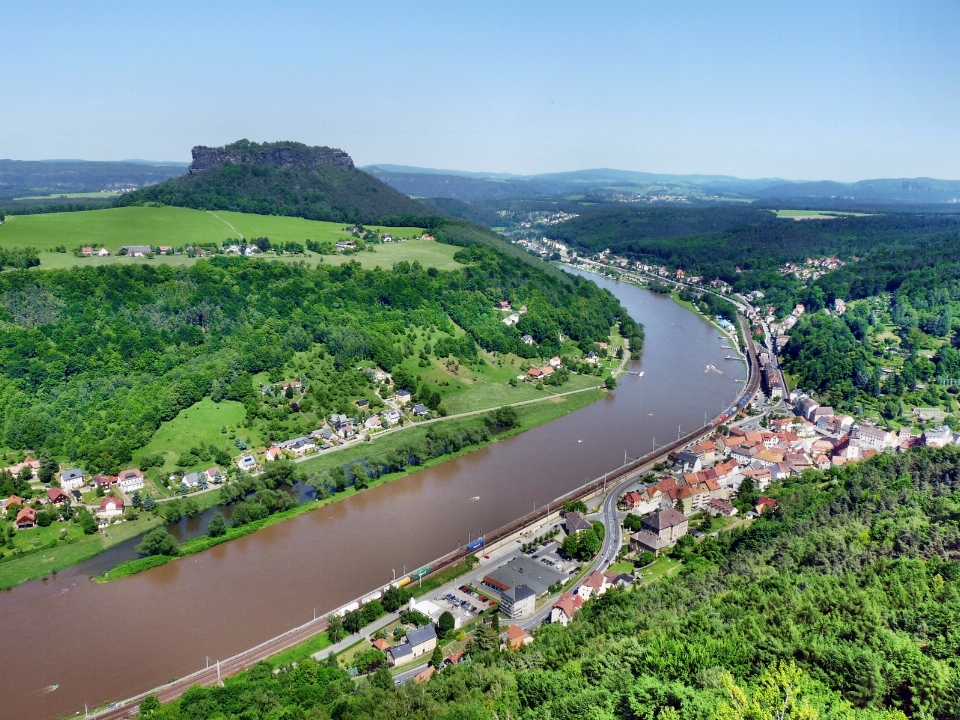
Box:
(118, 140, 437, 225)
(0, 248, 640, 472)
(141, 445, 960, 720)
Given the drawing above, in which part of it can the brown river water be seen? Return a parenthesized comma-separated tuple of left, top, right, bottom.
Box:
(0, 270, 746, 719)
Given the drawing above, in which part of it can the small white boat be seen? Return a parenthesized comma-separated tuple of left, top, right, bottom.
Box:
(470, 496, 480, 501)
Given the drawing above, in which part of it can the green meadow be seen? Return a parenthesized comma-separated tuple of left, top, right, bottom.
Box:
(0, 206, 459, 270)
(774, 209, 871, 220)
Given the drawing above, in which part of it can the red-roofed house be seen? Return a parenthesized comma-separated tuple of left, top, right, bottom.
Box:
(504, 625, 534, 650)
(620, 490, 644, 509)
(577, 570, 611, 601)
(98, 496, 125, 519)
(755, 497, 777, 515)
(47, 488, 70, 505)
(16, 507, 36, 529)
(3, 495, 24, 515)
(371, 638, 392, 652)
(550, 592, 584, 626)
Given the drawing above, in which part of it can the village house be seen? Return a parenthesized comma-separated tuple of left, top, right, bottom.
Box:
(92, 474, 118, 491)
(364, 415, 382, 430)
(59, 468, 85, 490)
(237, 455, 257, 471)
(851, 425, 898, 450)
(117, 468, 145, 493)
(521, 334, 534, 345)
(549, 592, 584, 626)
(98, 496, 125, 519)
(706, 498, 737, 517)
(4, 456, 41, 478)
(504, 625, 534, 650)
(549, 356, 562, 368)
(576, 570, 610, 601)
(279, 437, 316, 457)
(119, 245, 152, 257)
(265, 445, 284, 462)
(564, 511, 593, 534)
(16, 507, 37, 529)
(388, 624, 437, 667)
(630, 508, 689, 555)
(756, 497, 778, 515)
(413, 404, 430, 416)
(47, 487, 70, 505)
(3, 495, 24, 515)
(503, 313, 520, 326)
(395, 389, 412, 404)
(923, 425, 954, 448)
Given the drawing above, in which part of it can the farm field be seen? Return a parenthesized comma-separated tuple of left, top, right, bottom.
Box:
(774, 209, 871, 220)
(0, 206, 455, 270)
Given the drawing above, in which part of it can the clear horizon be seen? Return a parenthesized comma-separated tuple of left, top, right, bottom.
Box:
(1, 0, 958, 181)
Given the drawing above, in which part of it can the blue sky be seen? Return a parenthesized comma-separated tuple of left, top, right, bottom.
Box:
(1, 0, 957, 180)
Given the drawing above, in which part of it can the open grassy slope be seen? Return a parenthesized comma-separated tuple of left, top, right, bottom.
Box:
(0, 206, 459, 270)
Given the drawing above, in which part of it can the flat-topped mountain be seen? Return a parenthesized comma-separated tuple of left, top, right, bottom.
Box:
(119, 140, 436, 224)
(188, 140, 354, 174)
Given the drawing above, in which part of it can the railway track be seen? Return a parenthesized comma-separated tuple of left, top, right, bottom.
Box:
(86, 312, 759, 719)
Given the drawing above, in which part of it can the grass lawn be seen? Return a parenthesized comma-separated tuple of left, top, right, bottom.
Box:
(608, 560, 635, 575)
(15, 190, 124, 199)
(132, 398, 253, 472)
(267, 631, 333, 669)
(0, 206, 459, 270)
(638, 555, 682, 584)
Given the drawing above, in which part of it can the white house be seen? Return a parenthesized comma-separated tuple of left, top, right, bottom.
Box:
(59, 468, 85, 491)
(97, 496, 125, 519)
(117, 468, 145, 493)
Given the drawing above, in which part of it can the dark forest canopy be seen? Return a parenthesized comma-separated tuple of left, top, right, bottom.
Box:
(141, 444, 960, 720)
(0, 247, 640, 472)
(117, 140, 439, 225)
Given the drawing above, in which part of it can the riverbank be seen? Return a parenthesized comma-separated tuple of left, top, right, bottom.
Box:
(95, 386, 607, 583)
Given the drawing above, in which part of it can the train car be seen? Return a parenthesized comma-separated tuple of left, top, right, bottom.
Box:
(396, 577, 412, 588)
(361, 591, 382, 604)
(411, 566, 431, 580)
(466, 538, 485, 553)
(336, 601, 360, 616)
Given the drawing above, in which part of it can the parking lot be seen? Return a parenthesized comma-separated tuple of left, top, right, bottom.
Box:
(437, 585, 498, 620)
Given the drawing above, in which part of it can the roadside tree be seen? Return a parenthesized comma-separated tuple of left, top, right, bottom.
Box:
(344, 608, 363, 635)
(327, 614, 345, 644)
(437, 611, 456, 639)
(431, 644, 444, 668)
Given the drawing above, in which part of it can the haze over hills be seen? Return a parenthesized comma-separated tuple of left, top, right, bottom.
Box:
(366, 164, 960, 205)
(118, 140, 439, 225)
(0, 159, 188, 201)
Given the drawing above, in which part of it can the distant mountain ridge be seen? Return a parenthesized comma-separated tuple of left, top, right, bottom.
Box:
(365, 164, 960, 205)
(118, 140, 437, 224)
(0, 159, 188, 201)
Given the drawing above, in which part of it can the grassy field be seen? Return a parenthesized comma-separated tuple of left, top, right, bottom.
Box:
(132, 398, 255, 473)
(774, 209, 871, 220)
(0, 206, 459, 270)
(14, 190, 124, 200)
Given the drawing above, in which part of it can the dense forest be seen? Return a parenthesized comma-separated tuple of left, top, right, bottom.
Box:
(139, 444, 960, 720)
(0, 246, 640, 472)
(0, 158, 187, 201)
(118, 141, 437, 225)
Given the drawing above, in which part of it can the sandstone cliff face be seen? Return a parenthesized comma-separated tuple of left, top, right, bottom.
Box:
(189, 141, 354, 174)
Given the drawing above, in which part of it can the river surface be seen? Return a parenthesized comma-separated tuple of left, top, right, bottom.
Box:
(0, 270, 746, 720)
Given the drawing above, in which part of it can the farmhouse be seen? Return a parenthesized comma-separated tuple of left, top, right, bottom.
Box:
(16, 507, 37, 529)
(119, 245, 152, 257)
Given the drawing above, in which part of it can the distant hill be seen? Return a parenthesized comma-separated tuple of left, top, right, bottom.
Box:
(756, 177, 960, 204)
(366, 163, 960, 205)
(118, 140, 438, 225)
(0, 159, 187, 201)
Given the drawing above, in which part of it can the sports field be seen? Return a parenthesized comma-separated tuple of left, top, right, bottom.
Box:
(0, 206, 460, 270)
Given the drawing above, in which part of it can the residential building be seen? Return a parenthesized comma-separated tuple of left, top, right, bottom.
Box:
(91, 474, 118, 491)
(395, 389, 412, 404)
(383, 409, 401, 425)
(706, 499, 737, 517)
(117, 468, 145, 493)
(756, 497, 778, 515)
(59, 468, 85, 490)
(564, 511, 593, 534)
(923, 425, 954, 448)
(630, 509, 689, 555)
(237, 455, 257, 471)
(576, 570, 610, 601)
(47, 488, 70, 505)
(851, 425, 897, 450)
(388, 624, 437, 667)
(98, 497, 125, 519)
(521, 334, 534, 345)
(16, 507, 37, 529)
(265, 445, 284, 462)
(500, 584, 536, 618)
(504, 625, 534, 650)
(119, 245, 152, 257)
(550, 592, 584, 626)
(3, 495, 24, 515)
(413, 404, 430, 416)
